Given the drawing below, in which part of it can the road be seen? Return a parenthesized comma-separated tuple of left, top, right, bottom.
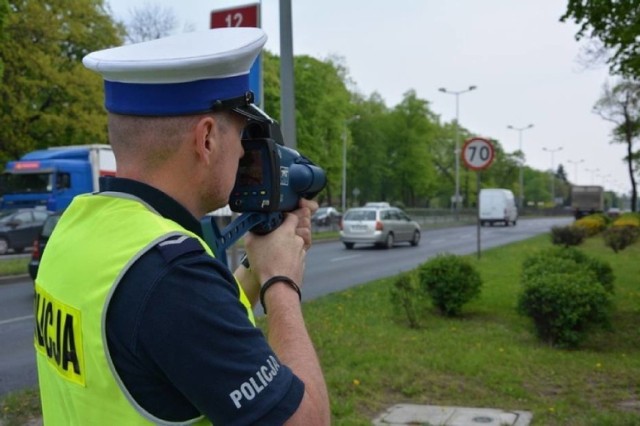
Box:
(0, 216, 571, 397)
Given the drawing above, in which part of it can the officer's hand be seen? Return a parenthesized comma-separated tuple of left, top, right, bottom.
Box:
(245, 213, 305, 286)
(291, 198, 318, 251)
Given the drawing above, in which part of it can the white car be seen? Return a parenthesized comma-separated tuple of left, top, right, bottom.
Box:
(339, 206, 421, 249)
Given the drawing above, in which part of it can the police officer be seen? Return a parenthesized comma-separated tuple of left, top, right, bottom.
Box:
(34, 28, 330, 425)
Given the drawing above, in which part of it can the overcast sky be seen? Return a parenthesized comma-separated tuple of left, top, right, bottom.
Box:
(106, 0, 632, 195)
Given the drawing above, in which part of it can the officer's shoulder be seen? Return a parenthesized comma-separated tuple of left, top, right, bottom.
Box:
(155, 234, 206, 263)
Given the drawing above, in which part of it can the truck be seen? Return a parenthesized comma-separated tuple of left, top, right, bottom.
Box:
(570, 185, 604, 219)
(479, 188, 518, 226)
(0, 144, 115, 212)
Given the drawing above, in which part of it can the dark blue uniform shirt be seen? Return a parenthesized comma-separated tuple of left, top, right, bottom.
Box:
(101, 177, 304, 425)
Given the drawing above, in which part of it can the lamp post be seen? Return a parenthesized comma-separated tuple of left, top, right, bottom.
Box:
(439, 85, 477, 220)
(567, 159, 584, 184)
(507, 123, 534, 209)
(542, 146, 563, 204)
(341, 115, 360, 212)
(584, 167, 599, 185)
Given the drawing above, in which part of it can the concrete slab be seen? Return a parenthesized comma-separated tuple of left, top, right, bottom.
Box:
(372, 404, 533, 426)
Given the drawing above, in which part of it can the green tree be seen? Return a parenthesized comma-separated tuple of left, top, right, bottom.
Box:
(262, 52, 355, 206)
(0, 0, 8, 79)
(561, 0, 640, 78)
(0, 0, 125, 165)
(349, 93, 393, 206)
(386, 90, 438, 206)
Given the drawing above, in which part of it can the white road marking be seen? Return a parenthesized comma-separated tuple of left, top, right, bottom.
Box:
(0, 315, 34, 326)
(330, 254, 363, 262)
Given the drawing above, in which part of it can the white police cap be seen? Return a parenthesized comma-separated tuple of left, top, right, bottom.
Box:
(83, 27, 267, 116)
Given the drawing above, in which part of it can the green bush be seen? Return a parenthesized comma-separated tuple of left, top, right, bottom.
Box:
(603, 225, 640, 253)
(521, 247, 614, 294)
(550, 225, 586, 247)
(417, 254, 482, 317)
(517, 271, 611, 348)
(574, 214, 608, 236)
(389, 271, 424, 329)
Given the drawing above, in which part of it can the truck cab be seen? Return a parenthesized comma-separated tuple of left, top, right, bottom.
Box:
(1, 145, 115, 212)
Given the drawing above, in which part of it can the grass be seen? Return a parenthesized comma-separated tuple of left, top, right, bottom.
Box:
(3, 234, 639, 425)
(0, 258, 29, 277)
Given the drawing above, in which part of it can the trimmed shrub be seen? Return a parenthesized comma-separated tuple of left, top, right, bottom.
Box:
(550, 225, 586, 247)
(389, 271, 424, 329)
(521, 247, 614, 294)
(574, 214, 607, 237)
(417, 254, 482, 317)
(612, 212, 640, 228)
(517, 271, 611, 348)
(603, 225, 640, 253)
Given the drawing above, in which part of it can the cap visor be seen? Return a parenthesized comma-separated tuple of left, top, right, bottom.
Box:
(232, 104, 272, 122)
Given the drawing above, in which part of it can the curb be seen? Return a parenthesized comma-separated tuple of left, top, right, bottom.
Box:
(0, 274, 29, 285)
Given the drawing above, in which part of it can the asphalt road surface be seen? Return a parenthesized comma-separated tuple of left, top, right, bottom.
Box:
(0, 216, 571, 397)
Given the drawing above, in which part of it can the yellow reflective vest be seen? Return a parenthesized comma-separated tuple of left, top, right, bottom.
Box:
(35, 193, 254, 425)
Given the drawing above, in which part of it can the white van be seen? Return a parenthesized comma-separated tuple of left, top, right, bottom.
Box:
(479, 188, 518, 226)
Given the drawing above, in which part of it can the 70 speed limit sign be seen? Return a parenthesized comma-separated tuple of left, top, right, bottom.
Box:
(461, 137, 495, 171)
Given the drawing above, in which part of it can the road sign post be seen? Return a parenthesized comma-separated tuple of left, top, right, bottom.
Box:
(210, 3, 262, 107)
(462, 137, 495, 258)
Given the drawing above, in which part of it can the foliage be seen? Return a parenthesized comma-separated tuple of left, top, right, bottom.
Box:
(612, 212, 640, 227)
(517, 268, 611, 348)
(262, 52, 354, 206)
(0, 0, 8, 78)
(521, 246, 615, 294)
(5, 235, 640, 425)
(603, 225, 640, 253)
(0, 0, 125, 165)
(561, 0, 640, 78)
(550, 224, 586, 247)
(574, 213, 608, 236)
(417, 254, 482, 316)
(389, 271, 424, 329)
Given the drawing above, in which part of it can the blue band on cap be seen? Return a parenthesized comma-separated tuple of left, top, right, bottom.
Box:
(104, 74, 250, 116)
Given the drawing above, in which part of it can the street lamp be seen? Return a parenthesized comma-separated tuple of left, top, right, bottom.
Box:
(567, 159, 584, 183)
(584, 167, 599, 185)
(439, 85, 477, 219)
(542, 146, 563, 204)
(341, 115, 360, 212)
(507, 123, 534, 209)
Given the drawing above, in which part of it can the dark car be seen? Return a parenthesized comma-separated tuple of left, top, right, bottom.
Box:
(28, 212, 62, 280)
(0, 208, 49, 255)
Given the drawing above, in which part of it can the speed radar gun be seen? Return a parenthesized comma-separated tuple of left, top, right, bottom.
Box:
(201, 105, 326, 266)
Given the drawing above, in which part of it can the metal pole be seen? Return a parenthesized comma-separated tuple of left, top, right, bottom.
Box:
(279, 0, 296, 148)
(507, 124, 533, 209)
(341, 128, 347, 212)
(567, 159, 584, 184)
(439, 86, 477, 220)
(341, 115, 359, 212)
(476, 171, 481, 259)
(454, 93, 460, 221)
(543, 146, 563, 204)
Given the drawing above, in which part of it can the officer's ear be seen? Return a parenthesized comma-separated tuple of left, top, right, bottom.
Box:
(193, 116, 216, 165)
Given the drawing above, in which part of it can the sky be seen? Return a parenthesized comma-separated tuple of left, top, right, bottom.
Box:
(105, 0, 633, 196)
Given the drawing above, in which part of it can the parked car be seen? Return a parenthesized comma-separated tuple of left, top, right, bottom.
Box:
(606, 207, 621, 218)
(312, 206, 342, 226)
(340, 205, 421, 249)
(28, 211, 62, 280)
(0, 208, 49, 255)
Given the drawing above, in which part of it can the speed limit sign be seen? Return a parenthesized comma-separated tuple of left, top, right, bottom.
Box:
(461, 137, 495, 171)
